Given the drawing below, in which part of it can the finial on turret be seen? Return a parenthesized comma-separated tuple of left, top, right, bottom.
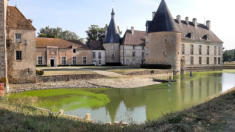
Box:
(111, 8, 115, 17)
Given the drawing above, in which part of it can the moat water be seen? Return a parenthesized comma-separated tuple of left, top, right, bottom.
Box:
(7, 70, 235, 123)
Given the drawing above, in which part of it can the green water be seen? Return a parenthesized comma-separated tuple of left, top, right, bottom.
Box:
(8, 70, 235, 123)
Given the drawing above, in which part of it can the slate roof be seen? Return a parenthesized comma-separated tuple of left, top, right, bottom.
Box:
(103, 9, 120, 43)
(174, 20, 223, 43)
(87, 41, 105, 50)
(122, 30, 146, 46)
(7, 6, 36, 31)
(147, 0, 223, 43)
(36, 38, 90, 50)
(147, 0, 177, 33)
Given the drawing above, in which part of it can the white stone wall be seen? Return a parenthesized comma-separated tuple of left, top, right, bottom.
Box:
(92, 50, 105, 66)
(103, 43, 120, 64)
(181, 42, 223, 68)
(120, 45, 145, 66)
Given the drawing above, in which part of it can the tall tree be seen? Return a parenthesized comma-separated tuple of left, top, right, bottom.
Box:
(86, 25, 106, 44)
(38, 26, 84, 43)
(223, 49, 235, 62)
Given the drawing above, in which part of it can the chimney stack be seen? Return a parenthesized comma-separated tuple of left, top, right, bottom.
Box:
(131, 26, 134, 35)
(193, 18, 197, 28)
(177, 15, 181, 24)
(206, 20, 211, 30)
(152, 12, 156, 19)
(28, 19, 32, 24)
(185, 17, 189, 25)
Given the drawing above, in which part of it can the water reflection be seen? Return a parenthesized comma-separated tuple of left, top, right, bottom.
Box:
(68, 73, 231, 123)
(7, 72, 235, 123)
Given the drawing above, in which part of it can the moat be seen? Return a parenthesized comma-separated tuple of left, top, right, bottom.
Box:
(7, 70, 235, 123)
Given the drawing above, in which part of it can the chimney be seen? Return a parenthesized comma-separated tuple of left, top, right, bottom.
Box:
(28, 19, 32, 24)
(185, 17, 189, 25)
(206, 20, 211, 30)
(193, 18, 197, 28)
(152, 12, 156, 19)
(177, 15, 181, 24)
(131, 26, 134, 35)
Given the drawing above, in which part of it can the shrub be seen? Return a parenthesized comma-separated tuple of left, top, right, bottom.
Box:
(36, 70, 44, 76)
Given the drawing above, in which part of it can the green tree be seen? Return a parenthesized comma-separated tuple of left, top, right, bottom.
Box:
(223, 49, 235, 62)
(38, 26, 84, 43)
(86, 25, 106, 44)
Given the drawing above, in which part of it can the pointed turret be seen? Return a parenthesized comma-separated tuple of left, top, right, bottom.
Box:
(148, 0, 178, 33)
(103, 9, 120, 43)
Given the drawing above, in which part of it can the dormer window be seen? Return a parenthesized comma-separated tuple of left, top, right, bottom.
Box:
(185, 33, 192, 39)
(202, 35, 209, 40)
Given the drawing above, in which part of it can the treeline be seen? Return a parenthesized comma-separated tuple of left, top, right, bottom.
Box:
(38, 25, 108, 44)
(223, 49, 235, 62)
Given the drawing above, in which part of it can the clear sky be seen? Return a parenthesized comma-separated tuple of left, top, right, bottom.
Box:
(8, 0, 235, 50)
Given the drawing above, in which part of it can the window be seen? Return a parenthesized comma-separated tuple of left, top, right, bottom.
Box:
(190, 56, 194, 65)
(214, 46, 217, 55)
(207, 57, 210, 65)
(93, 52, 96, 58)
(199, 45, 202, 55)
(83, 56, 87, 64)
(72, 56, 77, 65)
(190, 44, 194, 55)
(218, 57, 221, 64)
(182, 44, 185, 54)
(199, 57, 202, 65)
(99, 60, 102, 65)
(132, 51, 136, 57)
(112, 54, 115, 59)
(15, 33, 22, 43)
(214, 57, 217, 65)
(16, 51, 22, 60)
(202, 35, 209, 40)
(98, 52, 102, 59)
(38, 56, 43, 65)
(186, 33, 192, 38)
(142, 52, 145, 58)
(73, 49, 77, 53)
(207, 46, 210, 55)
(62, 57, 66, 65)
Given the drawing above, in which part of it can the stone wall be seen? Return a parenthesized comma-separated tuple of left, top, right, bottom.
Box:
(37, 74, 105, 83)
(0, 0, 7, 84)
(181, 41, 223, 69)
(103, 43, 120, 64)
(7, 29, 36, 83)
(120, 45, 145, 66)
(92, 50, 106, 65)
(145, 32, 182, 73)
(36, 45, 93, 66)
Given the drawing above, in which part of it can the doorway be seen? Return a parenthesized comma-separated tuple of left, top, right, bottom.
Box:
(50, 59, 55, 67)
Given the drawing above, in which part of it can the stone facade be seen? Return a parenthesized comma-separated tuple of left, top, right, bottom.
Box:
(120, 45, 145, 66)
(7, 29, 36, 83)
(145, 32, 182, 72)
(6, 6, 36, 84)
(92, 50, 105, 66)
(0, 0, 7, 85)
(103, 43, 120, 64)
(36, 38, 93, 66)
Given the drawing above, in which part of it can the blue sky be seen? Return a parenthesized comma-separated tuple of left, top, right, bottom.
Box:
(9, 0, 235, 49)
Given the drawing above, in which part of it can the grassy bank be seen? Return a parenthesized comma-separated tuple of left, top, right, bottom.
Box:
(1, 87, 235, 132)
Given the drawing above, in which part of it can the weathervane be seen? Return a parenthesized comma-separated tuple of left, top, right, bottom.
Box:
(112, 0, 115, 9)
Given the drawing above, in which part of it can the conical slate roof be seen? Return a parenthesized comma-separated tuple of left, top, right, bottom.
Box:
(148, 0, 178, 33)
(103, 9, 120, 43)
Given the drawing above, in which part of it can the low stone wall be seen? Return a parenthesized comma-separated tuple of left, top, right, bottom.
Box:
(36, 74, 105, 83)
(223, 66, 235, 69)
(184, 66, 223, 72)
(125, 69, 173, 76)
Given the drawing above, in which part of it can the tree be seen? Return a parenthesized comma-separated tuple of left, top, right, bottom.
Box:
(38, 26, 84, 43)
(86, 25, 106, 44)
(223, 49, 235, 62)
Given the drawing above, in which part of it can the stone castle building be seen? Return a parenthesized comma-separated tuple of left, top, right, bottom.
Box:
(103, 0, 223, 72)
(0, 0, 36, 85)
